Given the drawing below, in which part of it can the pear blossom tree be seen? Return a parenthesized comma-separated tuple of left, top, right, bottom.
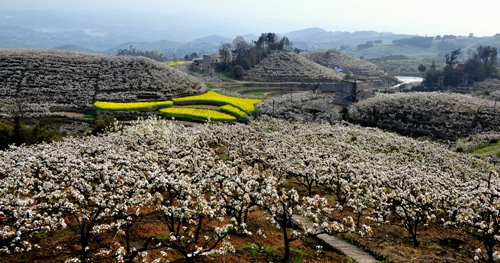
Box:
(256, 175, 356, 263)
(453, 172, 500, 263)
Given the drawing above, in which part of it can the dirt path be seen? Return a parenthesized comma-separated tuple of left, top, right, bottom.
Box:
(292, 215, 379, 263)
(51, 112, 86, 118)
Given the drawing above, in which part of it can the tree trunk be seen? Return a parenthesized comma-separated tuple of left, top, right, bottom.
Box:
(126, 223, 131, 256)
(282, 221, 290, 263)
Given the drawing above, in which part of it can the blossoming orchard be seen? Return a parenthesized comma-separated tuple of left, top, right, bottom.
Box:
(0, 116, 499, 262)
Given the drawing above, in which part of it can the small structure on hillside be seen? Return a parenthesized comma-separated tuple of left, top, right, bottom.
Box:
(203, 55, 223, 71)
(317, 79, 374, 109)
(192, 59, 203, 70)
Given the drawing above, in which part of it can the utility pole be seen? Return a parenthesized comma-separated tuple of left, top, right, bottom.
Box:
(272, 99, 275, 116)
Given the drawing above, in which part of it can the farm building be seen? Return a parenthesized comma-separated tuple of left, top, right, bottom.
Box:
(317, 79, 374, 109)
(203, 55, 223, 71)
(192, 59, 203, 70)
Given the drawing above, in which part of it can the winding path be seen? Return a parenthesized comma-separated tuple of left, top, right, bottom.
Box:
(292, 215, 379, 263)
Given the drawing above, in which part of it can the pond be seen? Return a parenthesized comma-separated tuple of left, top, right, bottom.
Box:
(393, 76, 423, 89)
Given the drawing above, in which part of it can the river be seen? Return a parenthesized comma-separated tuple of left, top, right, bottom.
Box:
(393, 76, 423, 89)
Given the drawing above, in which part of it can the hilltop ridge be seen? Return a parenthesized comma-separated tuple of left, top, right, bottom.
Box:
(301, 49, 386, 78)
(245, 51, 344, 82)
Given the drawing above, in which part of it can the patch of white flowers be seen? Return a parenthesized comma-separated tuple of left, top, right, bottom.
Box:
(349, 92, 500, 141)
(0, 116, 497, 262)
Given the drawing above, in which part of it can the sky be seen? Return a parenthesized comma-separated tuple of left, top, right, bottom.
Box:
(2, 0, 499, 38)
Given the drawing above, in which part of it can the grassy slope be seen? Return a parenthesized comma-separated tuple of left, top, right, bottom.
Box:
(471, 141, 500, 156)
(343, 36, 500, 60)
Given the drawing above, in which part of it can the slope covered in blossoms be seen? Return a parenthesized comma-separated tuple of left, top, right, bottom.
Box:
(349, 92, 500, 141)
(0, 49, 205, 118)
(245, 50, 344, 82)
(0, 117, 497, 262)
(301, 49, 386, 77)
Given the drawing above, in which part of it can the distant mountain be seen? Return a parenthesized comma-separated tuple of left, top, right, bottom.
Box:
(284, 27, 340, 42)
(0, 25, 121, 51)
(104, 40, 221, 57)
(344, 35, 500, 60)
(283, 27, 416, 51)
(189, 35, 232, 45)
(242, 34, 259, 43)
(3, 23, 499, 61)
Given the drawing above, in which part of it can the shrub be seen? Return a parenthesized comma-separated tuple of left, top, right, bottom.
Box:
(90, 115, 118, 135)
(233, 65, 245, 79)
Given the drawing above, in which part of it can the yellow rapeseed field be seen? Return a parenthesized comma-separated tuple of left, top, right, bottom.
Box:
(94, 91, 259, 122)
(160, 107, 237, 121)
(168, 60, 191, 67)
(172, 90, 262, 113)
(220, 105, 248, 120)
(94, 101, 173, 111)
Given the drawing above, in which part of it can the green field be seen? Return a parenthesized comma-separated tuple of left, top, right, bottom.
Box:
(471, 141, 500, 156)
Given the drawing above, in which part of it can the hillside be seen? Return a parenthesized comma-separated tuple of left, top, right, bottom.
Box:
(301, 49, 386, 78)
(368, 55, 441, 77)
(284, 28, 415, 51)
(0, 49, 205, 118)
(245, 51, 344, 82)
(450, 78, 500, 96)
(344, 36, 500, 60)
(349, 92, 500, 141)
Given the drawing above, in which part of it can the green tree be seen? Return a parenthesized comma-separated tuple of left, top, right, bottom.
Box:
(232, 36, 250, 69)
(464, 46, 498, 83)
(189, 52, 198, 60)
(465, 53, 485, 83)
(218, 43, 232, 71)
(12, 115, 25, 146)
(478, 45, 498, 78)
(424, 61, 440, 87)
(90, 115, 117, 136)
(418, 64, 427, 77)
(442, 49, 462, 86)
(430, 60, 436, 70)
(0, 122, 13, 149)
(232, 65, 244, 79)
(445, 49, 461, 68)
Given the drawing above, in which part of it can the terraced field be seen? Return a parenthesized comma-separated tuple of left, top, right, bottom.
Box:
(301, 49, 386, 77)
(0, 49, 205, 118)
(245, 51, 344, 82)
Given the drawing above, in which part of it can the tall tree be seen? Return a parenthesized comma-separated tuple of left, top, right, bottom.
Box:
(478, 45, 498, 78)
(418, 64, 427, 77)
(232, 36, 250, 69)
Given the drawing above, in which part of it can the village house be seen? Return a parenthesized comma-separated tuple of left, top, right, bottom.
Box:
(203, 55, 223, 71)
(317, 79, 374, 110)
(191, 58, 203, 70)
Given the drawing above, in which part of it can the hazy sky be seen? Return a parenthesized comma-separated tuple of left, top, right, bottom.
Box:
(3, 0, 499, 37)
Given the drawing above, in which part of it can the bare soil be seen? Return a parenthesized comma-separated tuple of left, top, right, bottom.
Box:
(51, 111, 86, 118)
(4, 205, 484, 263)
